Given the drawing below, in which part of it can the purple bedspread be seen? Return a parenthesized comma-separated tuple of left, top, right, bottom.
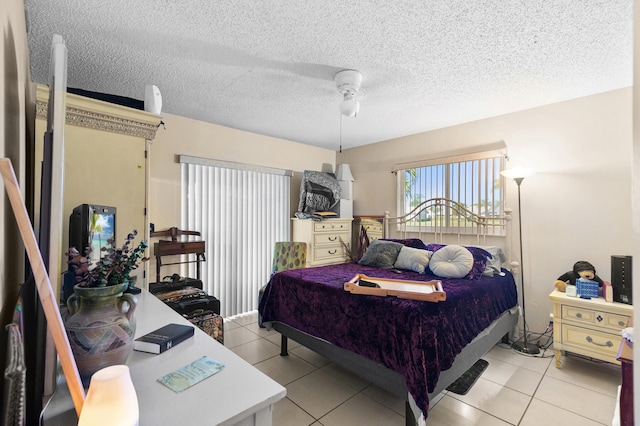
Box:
(258, 263, 517, 418)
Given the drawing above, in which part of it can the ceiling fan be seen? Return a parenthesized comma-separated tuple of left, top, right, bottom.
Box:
(335, 70, 363, 117)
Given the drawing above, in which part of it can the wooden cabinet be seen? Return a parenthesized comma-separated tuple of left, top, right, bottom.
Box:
(351, 216, 384, 258)
(292, 218, 351, 266)
(35, 84, 161, 293)
(549, 289, 632, 368)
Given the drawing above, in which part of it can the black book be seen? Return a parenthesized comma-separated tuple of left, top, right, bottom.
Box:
(134, 323, 194, 354)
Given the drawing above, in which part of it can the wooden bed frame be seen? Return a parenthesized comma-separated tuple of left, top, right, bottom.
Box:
(266, 198, 516, 425)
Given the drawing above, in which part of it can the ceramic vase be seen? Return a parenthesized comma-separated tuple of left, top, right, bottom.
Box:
(64, 282, 137, 386)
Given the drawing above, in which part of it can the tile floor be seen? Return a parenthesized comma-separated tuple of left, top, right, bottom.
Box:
(224, 312, 621, 426)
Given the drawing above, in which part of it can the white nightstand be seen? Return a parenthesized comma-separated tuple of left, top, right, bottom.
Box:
(549, 289, 632, 368)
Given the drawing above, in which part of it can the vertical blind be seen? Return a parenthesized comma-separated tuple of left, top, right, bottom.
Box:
(180, 155, 291, 317)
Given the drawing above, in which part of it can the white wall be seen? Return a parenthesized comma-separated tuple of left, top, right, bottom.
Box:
(147, 113, 336, 283)
(339, 88, 633, 333)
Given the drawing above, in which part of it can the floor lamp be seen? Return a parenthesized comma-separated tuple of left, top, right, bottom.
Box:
(501, 168, 540, 355)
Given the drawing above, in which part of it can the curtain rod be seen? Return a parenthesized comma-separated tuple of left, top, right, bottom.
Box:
(179, 155, 293, 177)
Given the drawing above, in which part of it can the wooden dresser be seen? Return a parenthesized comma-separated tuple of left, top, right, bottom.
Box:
(292, 218, 351, 266)
(549, 289, 633, 368)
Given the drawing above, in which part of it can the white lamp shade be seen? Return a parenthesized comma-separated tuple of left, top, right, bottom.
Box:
(500, 167, 533, 180)
(78, 365, 139, 426)
(335, 164, 354, 181)
(339, 180, 353, 199)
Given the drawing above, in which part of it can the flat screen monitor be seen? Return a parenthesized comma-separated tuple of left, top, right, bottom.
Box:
(69, 204, 116, 265)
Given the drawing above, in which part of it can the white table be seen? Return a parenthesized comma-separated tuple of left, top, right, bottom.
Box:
(41, 290, 286, 425)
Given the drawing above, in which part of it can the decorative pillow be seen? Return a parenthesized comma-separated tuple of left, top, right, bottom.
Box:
(426, 243, 492, 279)
(380, 238, 428, 250)
(471, 245, 506, 275)
(394, 247, 432, 274)
(428, 244, 474, 279)
(358, 240, 403, 269)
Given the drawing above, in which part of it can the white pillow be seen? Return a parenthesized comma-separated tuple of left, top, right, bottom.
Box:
(394, 247, 432, 274)
(429, 244, 474, 278)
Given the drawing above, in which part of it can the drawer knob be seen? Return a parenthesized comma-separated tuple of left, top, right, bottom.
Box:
(576, 313, 582, 318)
(328, 236, 337, 241)
(618, 321, 625, 327)
(585, 336, 613, 348)
(329, 249, 337, 255)
(596, 315, 603, 323)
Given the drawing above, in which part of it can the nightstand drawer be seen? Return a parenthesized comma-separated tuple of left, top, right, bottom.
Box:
(314, 221, 350, 232)
(562, 305, 629, 331)
(603, 313, 629, 331)
(314, 232, 350, 246)
(562, 324, 622, 359)
(360, 221, 383, 234)
(562, 305, 595, 324)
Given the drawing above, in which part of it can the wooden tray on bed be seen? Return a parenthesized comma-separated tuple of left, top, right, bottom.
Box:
(344, 274, 446, 302)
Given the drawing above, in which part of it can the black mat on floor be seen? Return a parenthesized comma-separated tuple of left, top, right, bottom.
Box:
(446, 359, 489, 395)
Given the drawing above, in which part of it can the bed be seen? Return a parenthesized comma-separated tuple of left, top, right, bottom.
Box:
(258, 199, 519, 425)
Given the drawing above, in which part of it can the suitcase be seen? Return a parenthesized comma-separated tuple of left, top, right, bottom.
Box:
(149, 277, 203, 294)
(154, 286, 207, 304)
(184, 309, 224, 345)
(165, 294, 221, 316)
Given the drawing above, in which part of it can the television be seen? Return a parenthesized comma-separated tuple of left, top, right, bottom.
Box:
(69, 204, 117, 265)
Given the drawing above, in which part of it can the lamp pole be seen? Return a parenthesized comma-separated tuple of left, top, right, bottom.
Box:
(512, 176, 539, 355)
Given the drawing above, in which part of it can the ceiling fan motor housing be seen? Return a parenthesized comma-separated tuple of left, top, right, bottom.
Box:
(335, 70, 362, 117)
(335, 70, 363, 95)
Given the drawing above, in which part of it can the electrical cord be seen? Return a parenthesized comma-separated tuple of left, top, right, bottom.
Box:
(506, 322, 555, 358)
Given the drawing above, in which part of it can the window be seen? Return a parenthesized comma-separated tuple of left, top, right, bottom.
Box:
(396, 149, 506, 234)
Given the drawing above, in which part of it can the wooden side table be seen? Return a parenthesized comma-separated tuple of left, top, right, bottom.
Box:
(151, 227, 206, 283)
(616, 317, 633, 426)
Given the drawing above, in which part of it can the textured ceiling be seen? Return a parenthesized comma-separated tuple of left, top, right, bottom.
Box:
(24, 0, 633, 151)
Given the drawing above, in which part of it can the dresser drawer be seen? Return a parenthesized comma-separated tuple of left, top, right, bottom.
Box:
(314, 232, 350, 246)
(312, 246, 348, 264)
(561, 324, 622, 359)
(562, 305, 629, 332)
(314, 220, 350, 232)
